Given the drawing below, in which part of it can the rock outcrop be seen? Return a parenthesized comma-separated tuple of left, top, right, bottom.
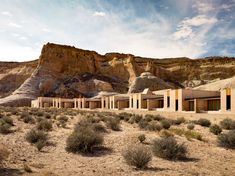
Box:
(128, 72, 173, 93)
(1, 43, 235, 106)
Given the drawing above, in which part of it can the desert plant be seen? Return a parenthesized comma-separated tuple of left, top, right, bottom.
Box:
(138, 119, 149, 130)
(25, 129, 48, 151)
(173, 117, 185, 125)
(119, 112, 132, 121)
(210, 124, 222, 135)
(160, 119, 171, 129)
(146, 122, 162, 131)
(152, 137, 187, 160)
(0, 116, 13, 126)
(37, 119, 53, 131)
(152, 114, 164, 121)
(123, 144, 152, 169)
(23, 115, 35, 124)
(144, 115, 153, 122)
(220, 118, 235, 130)
(92, 123, 107, 133)
(66, 127, 104, 153)
(217, 130, 235, 149)
(187, 123, 195, 130)
(131, 114, 142, 123)
(196, 118, 211, 127)
(160, 130, 174, 138)
(0, 143, 10, 166)
(106, 118, 121, 131)
(138, 134, 146, 143)
(0, 116, 13, 134)
(184, 130, 203, 141)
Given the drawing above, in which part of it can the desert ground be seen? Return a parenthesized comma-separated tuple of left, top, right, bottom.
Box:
(0, 107, 235, 176)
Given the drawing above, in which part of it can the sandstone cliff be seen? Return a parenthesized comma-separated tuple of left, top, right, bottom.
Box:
(1, 43, 235, 106)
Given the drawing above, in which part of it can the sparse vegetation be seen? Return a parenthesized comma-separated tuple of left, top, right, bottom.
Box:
(0, 116, 13, 134)
(220, 118, 235, 130)
(138, 134, 146, 143)
(160, 119, 171, 129)
(170, 128, 203, 141)
(66, 127, 104, 153)
(218, 130, 235, 149)
(210, 124, 222, 135)
(187, 123, 195, 130)
(106, 118, 121, 131)
(37, 119, 53, 131)
(25, 129, 48, 151)
(146, 122, 162, 131)
(160, 130, 174, 138)
(173, 117, 185, 125)
(196, 118, 211, 127)
(152, 137, 187, 160)
(123, 144, 152, 169)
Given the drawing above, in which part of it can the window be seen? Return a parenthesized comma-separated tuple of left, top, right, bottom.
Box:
(207, 99, 220, 111)
(137, 100, 139, 109)
(167, 96, 170, 107)
(175, 100, 178, 111)
(104, 100, 106, 108)
(81, 102, 83, 108)
(226, 95, 231, 110)
(131, 98, 133, 108)
(189, 101, 194, 111)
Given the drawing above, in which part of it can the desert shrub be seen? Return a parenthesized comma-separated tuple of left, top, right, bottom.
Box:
(0, 116, 14, 134)
(210, 124, 222, 135)
(144, 115, 153, 122)
(138, 119, 149, 130)
(106, 118, 121, 131)
(187, 123, 195, 130)
(119, 112, 132, 121)
(26, 129, 48, 151)
(44, 113, 51, 119)
(196, 118, 211, 127)
(0, 143, 10, 166)
(23, 115, 35, 124)
(37, 119, 53, 131)
(173, 117, 185, 125)
(1, 116, 13, 126)
(130, 114, 142, 123)
(123, 144, 152, 169)
(36, 111, 44, 117)
(220, 118, 235, 130)
(57, 116, 69, 128)
(66, 127, 104, 153)
(152, 114, 165, 121)
(138, 134, 146, 143)
(160, 130, 174, 138)
(152, 137, 187, 160)
(146, 122, 162, 131)
(217, 130, 235, 149)
(160, 119, 171, 129)
(184, 130, 203, 141)
(92, 123, 107, 133)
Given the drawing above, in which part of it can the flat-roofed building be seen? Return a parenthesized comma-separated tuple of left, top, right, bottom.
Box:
(109, 94, 130, 110)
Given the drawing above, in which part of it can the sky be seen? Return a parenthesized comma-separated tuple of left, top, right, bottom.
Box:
(0, 0, 235, 61)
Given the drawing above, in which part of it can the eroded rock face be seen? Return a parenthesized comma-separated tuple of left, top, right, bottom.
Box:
(1, 43, 235, 106)
(128, 72, 173, 93)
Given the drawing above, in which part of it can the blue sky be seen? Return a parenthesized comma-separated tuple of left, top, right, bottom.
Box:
(0, 0, 235, 61)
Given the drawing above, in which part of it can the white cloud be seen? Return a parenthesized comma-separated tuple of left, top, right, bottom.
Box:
(174, 15, 218, 40)
(42, 28, 51, 32)
(1, 11, 12, 17)
(181, 15, 217, 27)
(193, 2, 214, 13)
(8, 22, 22, 28)
(93, 11, 106, 17)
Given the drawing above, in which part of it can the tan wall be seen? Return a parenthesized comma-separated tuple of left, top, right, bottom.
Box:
(195, 99, 206, 112)
(64, 102, 74, 108)
(220, 89, 226, 113)
(117, 100, 129, 110)
(231, 89, 235, 113)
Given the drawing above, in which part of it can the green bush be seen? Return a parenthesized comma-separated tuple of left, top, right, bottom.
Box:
(0, 116, 14, 134)
(92, 123, 107, 133)
(152, 114, 164, 121)
(218, 130, 235, 149)
(138, 134, 146, 143)
(144, 115, 153, 122)
(220, 118, 235, 130)
(131, 114, 143, 123)
(152, 137, 187, 160)
(37, 119, 52, 131)
(119, 112, 132, 121)
(160, 130, 174, 138)
(138, 119, 149, 130)
(146, 122, 162, 131)
(160, 119, 171, 129)
(106, 118, 121, 131)
(210, 124, 222, 135)
(123, 144, 152, 169)
(196, 118, 211, 127)
(66, 127, 104, 153)
(25, 129, 48, 151)
(187, 124, 195, 130)
(23, 115, 35, 124)
(173, 117, 185, 125)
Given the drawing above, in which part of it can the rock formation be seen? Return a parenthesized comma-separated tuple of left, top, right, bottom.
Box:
(1, 43, 235, 106)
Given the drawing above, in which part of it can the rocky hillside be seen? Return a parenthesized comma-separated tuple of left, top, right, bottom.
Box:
(0, 42, 235, 106)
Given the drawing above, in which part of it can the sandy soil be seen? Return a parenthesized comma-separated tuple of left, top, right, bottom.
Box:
(0, 109, 235, 176)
